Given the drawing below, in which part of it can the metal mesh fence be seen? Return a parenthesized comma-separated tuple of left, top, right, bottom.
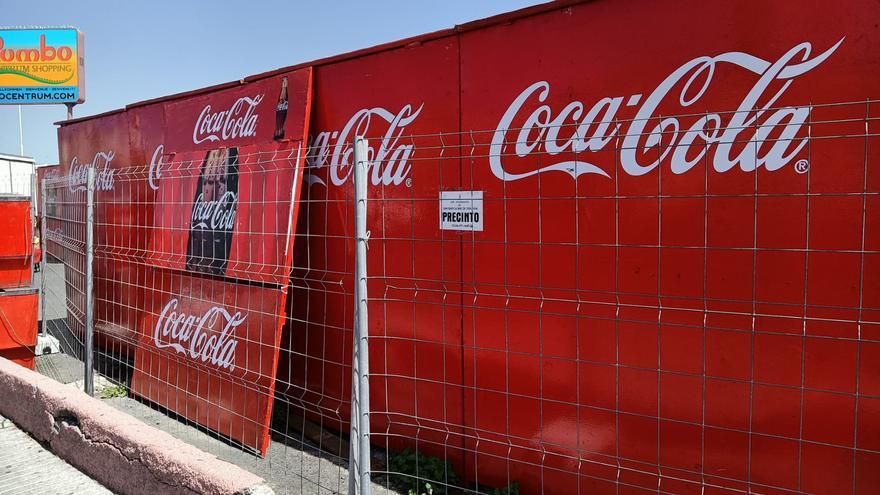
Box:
(41, 149, 375, 495)
(41, 174, 87, 365)
(39, 99, 879, 495)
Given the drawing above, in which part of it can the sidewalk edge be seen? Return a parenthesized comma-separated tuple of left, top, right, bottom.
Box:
(0, 357, 274, 495)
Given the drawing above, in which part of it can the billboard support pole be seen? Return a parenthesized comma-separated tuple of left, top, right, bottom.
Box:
(66, 103, 74, 120)
(17, 106, 24, 156)
(84, 166, 95, 396)
(349, 136, 371, 495)
(39, 179, 47, 336)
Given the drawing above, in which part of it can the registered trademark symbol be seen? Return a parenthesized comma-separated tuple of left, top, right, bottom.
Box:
(406, 178, 413, 188)
(795, 159, 810, 174)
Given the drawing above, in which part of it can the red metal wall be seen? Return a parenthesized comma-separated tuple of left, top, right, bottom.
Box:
(286, 1, 880, 492)
(455, 2, 878, 493)
(57, 111, 141, 354)
(283, 33, 465, 464)
(53, 0, 880, 492)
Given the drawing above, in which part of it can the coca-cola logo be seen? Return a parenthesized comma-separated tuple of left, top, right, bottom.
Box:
(191, 191, 236, 231)
(306, 105, 422, 187)
(44, 227, 64, 243)
(153, 298, 245, 371)
(68, 151, 115, 193)
(193, 95, 264, 144)
(147, 144, 164, 191)
(491, 38, 843, 181)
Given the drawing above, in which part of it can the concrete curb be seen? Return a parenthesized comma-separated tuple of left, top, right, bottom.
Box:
(0, 357, 274, 495)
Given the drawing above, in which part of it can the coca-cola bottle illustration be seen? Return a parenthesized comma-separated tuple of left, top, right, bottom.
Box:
(186, 147, 239, 275)
(273, 76, 288, 141)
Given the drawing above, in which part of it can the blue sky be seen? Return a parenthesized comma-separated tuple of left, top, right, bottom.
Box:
(0, 0, 542, 164)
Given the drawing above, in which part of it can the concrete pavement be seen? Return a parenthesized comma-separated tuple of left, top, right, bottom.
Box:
(0, 413, 112, 495)
(37, 352, 398, 495)
(0, 356, 274, 495)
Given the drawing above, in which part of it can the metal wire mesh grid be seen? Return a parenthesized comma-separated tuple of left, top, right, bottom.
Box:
(38, 99, 880, 495)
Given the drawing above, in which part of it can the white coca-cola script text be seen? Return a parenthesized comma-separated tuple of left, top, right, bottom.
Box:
(153, 298, 245, 371)
(306, 105, 422, 187)
(490, 38, 843, 180)
(193, 95, 264, 144)
(68, 151, 115, 192)
(44, 227, 64, 243)
(147, 144, 164, 191)
(191, 191, 236, 231)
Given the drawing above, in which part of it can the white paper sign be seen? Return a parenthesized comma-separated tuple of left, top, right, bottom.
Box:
(440, 190, 483, 231)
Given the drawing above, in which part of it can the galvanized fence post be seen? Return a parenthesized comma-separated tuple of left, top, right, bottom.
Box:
(84, 166, 95, 396)
(349, 136, 371, 495)
(39, 178, 47, 335)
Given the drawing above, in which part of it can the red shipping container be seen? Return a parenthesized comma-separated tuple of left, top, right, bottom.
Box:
(0, 287, 38, 370)
(53, 0, 880, 492)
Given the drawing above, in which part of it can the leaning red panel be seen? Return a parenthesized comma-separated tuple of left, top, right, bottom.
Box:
(147, 141, 306, 286)
(131, 267, 287, 455)
(147, 68, 311, 286)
